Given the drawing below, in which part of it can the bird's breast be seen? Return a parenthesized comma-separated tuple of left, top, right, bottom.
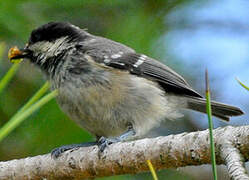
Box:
(52, 69, 183, 138)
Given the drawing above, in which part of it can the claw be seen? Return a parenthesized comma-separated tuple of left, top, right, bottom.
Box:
(51, 146, 71, 159)
(98, 137, 118, 152)
(50, 142, 97, 159)
(97, 127, 136, 152)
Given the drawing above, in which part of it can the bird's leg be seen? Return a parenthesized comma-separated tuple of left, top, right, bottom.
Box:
(98, 124, 136, 152)
(51, 142, 97, 159)
(51, 125, 136, 158)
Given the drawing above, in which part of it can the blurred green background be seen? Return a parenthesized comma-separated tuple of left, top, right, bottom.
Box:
(0, 0, 248, 179)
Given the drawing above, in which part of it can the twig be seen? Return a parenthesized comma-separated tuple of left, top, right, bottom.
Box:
(0, 125, 249, 179)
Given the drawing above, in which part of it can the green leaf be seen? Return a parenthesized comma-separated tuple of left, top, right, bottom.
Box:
(205, 70, 218, 180)
(0, 85, 57, 142)
(0, 63, 20, 95)
(236, 78, 249, 91)
(0, 42, 6, 62)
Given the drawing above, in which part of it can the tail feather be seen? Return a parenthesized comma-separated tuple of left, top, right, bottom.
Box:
(187, 97, 244, 121)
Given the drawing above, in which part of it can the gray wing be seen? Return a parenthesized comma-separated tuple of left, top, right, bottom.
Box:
(100, 52, 202, 98)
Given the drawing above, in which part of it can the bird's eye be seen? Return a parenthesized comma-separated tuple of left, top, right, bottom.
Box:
(33, 34, 41, 43)
(29, 32, 42, 44)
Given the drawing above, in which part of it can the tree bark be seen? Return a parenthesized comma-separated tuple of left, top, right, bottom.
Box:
(0, 125, 249, 180)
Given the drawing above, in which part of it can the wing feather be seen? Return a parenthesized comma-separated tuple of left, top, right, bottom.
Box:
(97, 52, 202, 98)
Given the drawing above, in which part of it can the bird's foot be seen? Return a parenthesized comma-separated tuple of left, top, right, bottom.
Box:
(51, 142, 97, 159)
(98, 125, 136, 152)
(98, 137, 120, 152)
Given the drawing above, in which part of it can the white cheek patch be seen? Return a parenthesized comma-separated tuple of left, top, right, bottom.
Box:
(31, 37, 69, 56)
(134, 54, 147, 68)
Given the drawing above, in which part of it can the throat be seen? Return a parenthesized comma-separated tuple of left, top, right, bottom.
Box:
(34, 53, 65, 77)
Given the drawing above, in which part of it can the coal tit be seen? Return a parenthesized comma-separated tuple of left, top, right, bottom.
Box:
(10, 22, 244, 158)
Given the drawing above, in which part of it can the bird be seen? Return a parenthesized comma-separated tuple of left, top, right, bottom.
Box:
(9, 22, 244, 158)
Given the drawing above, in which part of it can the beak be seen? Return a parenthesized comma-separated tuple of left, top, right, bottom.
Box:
(8, 46, 31, 63)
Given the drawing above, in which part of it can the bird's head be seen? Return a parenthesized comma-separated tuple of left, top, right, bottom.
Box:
(9, 22, 89, 75)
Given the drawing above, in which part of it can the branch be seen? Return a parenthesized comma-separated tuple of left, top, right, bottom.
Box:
(0, 125, 249, 180)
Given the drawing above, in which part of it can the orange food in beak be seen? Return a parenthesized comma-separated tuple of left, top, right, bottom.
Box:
(8, 46, 23, 63)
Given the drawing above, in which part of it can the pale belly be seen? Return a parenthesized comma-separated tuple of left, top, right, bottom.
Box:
(53, 74, 183, 139)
